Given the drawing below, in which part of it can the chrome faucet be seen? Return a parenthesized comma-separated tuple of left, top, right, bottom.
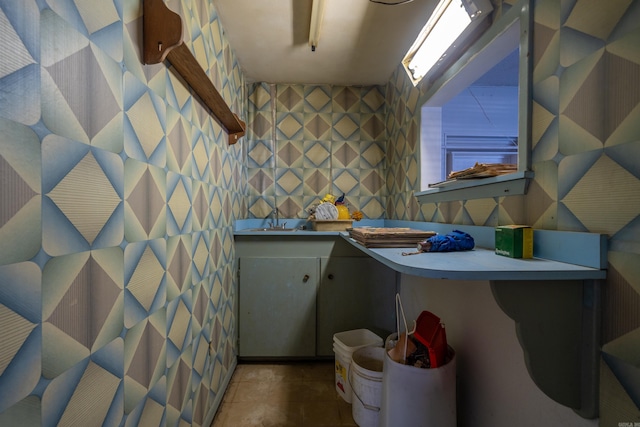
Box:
(267, 207, 286, 229)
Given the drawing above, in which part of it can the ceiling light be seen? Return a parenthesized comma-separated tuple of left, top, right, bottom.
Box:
(309, 0, 326, 52)
(402, 0, 492, 85)
(369, 0, 414, 4)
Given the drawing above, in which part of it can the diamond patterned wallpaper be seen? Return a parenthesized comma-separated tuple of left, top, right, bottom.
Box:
(383, 0, 640, 422)
(246, 83, 388, 220)
(1, 0, 244, 425)
(2, 0, 639, 425)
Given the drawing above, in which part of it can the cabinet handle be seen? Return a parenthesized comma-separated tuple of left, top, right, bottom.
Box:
(328, 274, 334, 280)
(303, 274, 310, 282)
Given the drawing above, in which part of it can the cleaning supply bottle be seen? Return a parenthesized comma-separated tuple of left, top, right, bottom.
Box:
(336, 202, 350, 219)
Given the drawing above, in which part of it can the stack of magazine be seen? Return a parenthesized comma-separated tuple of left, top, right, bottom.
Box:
(429, 163, 516, 188)
(349, 227, 436, 248)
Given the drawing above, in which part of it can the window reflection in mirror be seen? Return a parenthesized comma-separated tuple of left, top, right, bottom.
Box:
(441, 49, 518, 180)
(417, 1, 532, 200)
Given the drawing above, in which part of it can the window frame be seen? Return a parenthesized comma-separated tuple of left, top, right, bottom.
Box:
(415, 0, 533, 204)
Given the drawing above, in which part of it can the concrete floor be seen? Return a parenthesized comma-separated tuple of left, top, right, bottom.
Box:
(212, 362, 358, 427)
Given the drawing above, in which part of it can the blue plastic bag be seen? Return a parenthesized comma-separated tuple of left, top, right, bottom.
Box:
(426, 230, 475, 252)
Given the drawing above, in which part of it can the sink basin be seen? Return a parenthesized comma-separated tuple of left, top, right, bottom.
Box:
(248, 227, 299, 232)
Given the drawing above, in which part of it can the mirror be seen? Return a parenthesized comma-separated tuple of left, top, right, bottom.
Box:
(415, 0, 533, 204)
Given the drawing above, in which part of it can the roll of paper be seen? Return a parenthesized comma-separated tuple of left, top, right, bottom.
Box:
(315, 202, 338, 220)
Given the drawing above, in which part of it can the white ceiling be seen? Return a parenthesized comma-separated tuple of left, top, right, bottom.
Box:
(211, 0, 439, 86)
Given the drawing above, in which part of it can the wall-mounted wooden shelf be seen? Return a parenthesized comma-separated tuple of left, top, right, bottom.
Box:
(142, 0, 246, 145)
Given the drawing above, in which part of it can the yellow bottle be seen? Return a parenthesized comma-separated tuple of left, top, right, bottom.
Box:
(336, 203, 350, 219)
(321, 193, 336, 204)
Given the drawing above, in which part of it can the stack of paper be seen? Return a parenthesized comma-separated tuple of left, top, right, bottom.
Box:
(349, 227, 436, 248)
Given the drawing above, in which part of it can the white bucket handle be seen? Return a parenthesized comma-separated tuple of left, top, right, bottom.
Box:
(347, 363, 381, 412)
(395, 293, 416, 362)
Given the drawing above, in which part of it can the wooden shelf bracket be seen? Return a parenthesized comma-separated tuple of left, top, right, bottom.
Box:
(142, 0, 246, 145)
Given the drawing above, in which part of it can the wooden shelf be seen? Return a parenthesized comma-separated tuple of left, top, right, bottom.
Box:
(142, 0, 246, 145)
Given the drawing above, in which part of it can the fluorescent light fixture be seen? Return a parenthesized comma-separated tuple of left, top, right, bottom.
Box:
(403, 0, 492, 85)
(309, 0, 326, 52)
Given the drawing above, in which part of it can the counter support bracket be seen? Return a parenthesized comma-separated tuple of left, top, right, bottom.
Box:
(490, 279, 602, 419)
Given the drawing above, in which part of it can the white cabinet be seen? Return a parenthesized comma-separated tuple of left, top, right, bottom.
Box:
(239, 257, 318, 357)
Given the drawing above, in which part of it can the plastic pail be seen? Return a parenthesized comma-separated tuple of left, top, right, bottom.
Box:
(379, 333, 457, 427)
(333, 329, 383, 403)
(350, 346, 384, 427)
(333, 343, 353, 402)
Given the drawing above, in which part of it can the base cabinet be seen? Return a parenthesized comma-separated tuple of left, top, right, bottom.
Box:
(317, 257, 397, 356)
(238, 257, 318, 357)
(236, 237, 398, 358)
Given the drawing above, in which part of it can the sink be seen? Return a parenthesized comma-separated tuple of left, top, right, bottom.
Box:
(248, 227, 299, 232)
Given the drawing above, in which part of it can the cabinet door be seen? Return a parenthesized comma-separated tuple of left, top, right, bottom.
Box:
(239, 257, 318, 357)
(317, 257, 397, 356)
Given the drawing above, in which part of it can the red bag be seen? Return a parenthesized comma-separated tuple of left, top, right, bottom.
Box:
(413, 311, 448, 368)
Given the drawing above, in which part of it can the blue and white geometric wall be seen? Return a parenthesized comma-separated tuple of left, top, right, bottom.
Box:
(384, 0, 640, 423)
(0, 0, 244, 425)
(3, 0, 638, 425)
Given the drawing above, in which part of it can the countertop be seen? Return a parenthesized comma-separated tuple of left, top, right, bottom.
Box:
(234, 219, 607, 281)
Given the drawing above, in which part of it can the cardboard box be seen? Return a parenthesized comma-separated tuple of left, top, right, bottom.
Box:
(495, 225, 533, 258)
(311, 219, 353, 231)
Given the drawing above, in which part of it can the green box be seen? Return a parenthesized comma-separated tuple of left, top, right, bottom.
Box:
(495, 225, 533, 258)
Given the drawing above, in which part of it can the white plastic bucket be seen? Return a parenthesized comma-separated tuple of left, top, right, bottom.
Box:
(350, 346, 384, 427)
(333, 329, 383, 403)
(379, 333, 457, 427)
(334, 344, 353, 402)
